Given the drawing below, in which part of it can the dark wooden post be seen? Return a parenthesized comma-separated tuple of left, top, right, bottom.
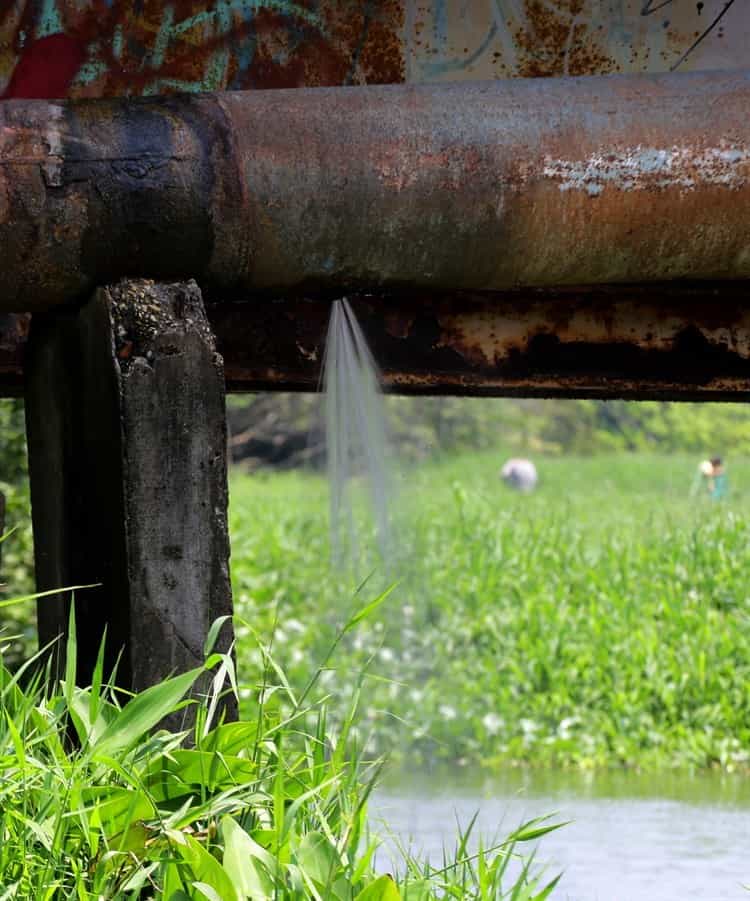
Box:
(24, 279, 235, 715)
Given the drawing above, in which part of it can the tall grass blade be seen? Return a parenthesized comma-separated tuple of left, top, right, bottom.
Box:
(92, 665, 204, 757)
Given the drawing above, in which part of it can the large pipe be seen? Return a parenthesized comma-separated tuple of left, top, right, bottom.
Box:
(2, 69, 750, 312)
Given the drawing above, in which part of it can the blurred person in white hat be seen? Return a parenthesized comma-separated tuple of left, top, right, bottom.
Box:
(500, 458, 538, 493)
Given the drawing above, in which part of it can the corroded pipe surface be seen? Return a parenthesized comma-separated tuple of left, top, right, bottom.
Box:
(215, 286, 750, 401)
(4, 286, 750, 400)
(3, 69, 750, 311)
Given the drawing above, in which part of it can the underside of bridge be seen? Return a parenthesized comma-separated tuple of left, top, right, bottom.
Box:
(2, 0, 749, 697)
(2, 3, 750, 403)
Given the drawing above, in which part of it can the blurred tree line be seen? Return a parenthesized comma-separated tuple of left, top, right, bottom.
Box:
(227, 394, 750, 467)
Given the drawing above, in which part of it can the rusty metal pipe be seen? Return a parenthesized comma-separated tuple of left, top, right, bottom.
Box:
(2, 69, 750, 312)
(5, 284, 750, 400)
(214, 285, 750, 401)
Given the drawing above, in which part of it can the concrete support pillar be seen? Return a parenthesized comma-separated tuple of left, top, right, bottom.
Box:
(25, 279, 235, 715)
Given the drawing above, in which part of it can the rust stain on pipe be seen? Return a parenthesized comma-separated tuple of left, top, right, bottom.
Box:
(213, 285, 750, 400)
(3, 69, 750, 312)
(4, 284, 750, 399)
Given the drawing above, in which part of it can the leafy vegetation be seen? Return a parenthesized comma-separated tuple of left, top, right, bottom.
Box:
(0, 596, 560, 900)
(0, 399, 34, 668)
(231, 451, 750, 771)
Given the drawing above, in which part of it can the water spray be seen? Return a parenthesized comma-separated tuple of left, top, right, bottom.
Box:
(322, 298, 393, 578)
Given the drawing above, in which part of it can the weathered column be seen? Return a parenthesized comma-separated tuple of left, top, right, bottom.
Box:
(25, 279, 235, 714)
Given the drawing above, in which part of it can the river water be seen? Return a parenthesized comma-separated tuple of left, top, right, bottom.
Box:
(370, 769, 750, 900)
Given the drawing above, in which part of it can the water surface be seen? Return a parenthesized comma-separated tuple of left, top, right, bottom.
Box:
(371, 769, 750, 900)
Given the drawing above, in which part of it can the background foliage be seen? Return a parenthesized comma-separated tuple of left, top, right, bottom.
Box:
(231, 452, 750, 772)
(5, 395, 750, 771)
(0, 399, 33, 668)
(228, 395, 750, 467)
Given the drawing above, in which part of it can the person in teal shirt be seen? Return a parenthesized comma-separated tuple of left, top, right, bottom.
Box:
(708, 457, 728, 500)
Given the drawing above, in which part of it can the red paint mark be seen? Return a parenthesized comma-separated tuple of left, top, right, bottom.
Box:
(2, 33, 86, 99)
(0, 2, 405, 98)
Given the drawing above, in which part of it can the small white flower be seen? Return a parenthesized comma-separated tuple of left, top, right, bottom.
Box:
(379, 647, 395, 663)
(482, 712, 504, 735)
(402, 605, 415, 618)
(558, 716, 580, 737)
(439, 704, 457, 721)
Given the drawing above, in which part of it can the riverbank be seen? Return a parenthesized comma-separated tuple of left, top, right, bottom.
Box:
(231, 452, 750, 771)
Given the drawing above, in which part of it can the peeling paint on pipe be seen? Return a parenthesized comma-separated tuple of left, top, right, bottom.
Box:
(3, 69, 750, 312)
(543, 144, 750, 195)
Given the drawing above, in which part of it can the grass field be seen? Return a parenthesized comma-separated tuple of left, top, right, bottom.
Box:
(230, 452, 750, 772)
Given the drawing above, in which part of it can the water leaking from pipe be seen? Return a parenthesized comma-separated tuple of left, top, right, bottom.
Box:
(322, 298, 394, 580)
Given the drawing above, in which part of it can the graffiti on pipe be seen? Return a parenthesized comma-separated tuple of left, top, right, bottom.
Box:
(0, 1, 405, 99)
(0, 1, 747, 101)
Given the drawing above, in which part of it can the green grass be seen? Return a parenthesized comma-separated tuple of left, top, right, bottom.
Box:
(230, 452, 750, 772)
(0, 596, 560, 900)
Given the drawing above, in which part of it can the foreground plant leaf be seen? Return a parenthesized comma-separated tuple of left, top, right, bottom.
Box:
(356, 873, 402, 901)
(168, 828, 241, 901)
(92, 665, 204, 757)
(221, 815, 276, 900)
